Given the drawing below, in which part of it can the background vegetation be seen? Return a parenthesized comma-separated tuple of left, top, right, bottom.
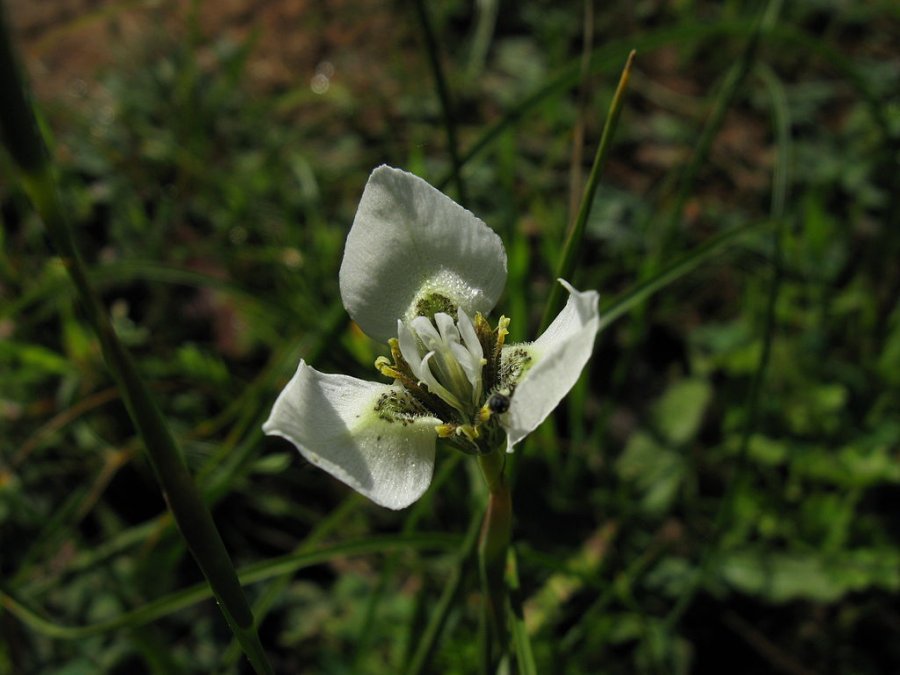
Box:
(2, 0, 899, 672)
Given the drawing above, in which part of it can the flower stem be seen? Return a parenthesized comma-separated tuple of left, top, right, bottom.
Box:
(477, 450, 512, 655)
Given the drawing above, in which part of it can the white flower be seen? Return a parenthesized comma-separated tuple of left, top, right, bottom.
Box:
(264, 166, 600, 509)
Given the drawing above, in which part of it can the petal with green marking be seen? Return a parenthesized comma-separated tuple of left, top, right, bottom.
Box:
(339, 165, 507, 341)
(263, 360, 442, 509)
(501, 280, 600, 452)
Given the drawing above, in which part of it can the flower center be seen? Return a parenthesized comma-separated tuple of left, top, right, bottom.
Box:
(374, 305, 511, 453)
(397, 308, 485, 417)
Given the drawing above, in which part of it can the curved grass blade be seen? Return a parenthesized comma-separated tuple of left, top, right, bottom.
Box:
(664, 61, 792, 632)
(0, 10, 271, 672)
(0, 533, 460, 640)
(597, 219, 771, 331)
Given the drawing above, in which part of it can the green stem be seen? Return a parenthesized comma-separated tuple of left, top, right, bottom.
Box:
(477, 450, 512, 655)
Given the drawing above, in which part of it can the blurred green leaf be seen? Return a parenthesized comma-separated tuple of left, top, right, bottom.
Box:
(718, 548, 900, 603)
(616, 431, 685, 515)
(653, 378, 712, 445)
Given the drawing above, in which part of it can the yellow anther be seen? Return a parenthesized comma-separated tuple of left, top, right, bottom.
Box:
(387, 337, 405, 363)
(496, 315, 510, 347)
(478, 404, 492, 424)
(474, 312, 492, 334)
(375, 356, 403, 380)
(458, 424, 480, 441)
(435, 423, 456, 438)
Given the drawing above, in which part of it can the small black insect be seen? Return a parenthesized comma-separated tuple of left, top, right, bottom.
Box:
(487, 392, 510, 414)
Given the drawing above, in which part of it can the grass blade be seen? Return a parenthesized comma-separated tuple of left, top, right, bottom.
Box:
(0, 533, 460, 640)
(404, 508, 482, 675)
(0, 8, 271, 672)
(664, 61, 792, 632)
(412, 0, 468, 205)
(598, 219, 770, 331)
(507, 547, 538, 675)
(540, 49, 635, 331)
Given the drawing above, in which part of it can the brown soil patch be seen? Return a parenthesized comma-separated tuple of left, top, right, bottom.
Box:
(5, 0, 408, 105)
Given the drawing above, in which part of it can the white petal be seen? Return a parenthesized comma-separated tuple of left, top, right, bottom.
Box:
(339, 166, 507, 342)
(418, 352, 465, 412)
(455, 310, 484, 396)
(456, 308, 482, 362)
(502, 280, 600, 452)
(411, 315, 439, 344)
(263, 360, 441, 509)
(434, 312, 459, 346)
(397, 319, 425, 380)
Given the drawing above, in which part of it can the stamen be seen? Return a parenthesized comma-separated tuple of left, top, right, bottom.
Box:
(380, 310, 513, 446)
(435, 423, 456, 438)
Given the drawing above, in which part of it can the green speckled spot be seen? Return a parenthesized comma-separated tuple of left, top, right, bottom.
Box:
(500, 347, 533, 389)
(373, 388, 430, 425)
(414, 293, 457, 319)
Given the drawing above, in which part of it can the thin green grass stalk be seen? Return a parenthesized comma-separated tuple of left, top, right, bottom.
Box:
(221, 494, 364, 667)
(0, 10, 272, 673)
(566, 0, 596, 225)
(507, 547, 538, 675)
(540, 50, 635, 332)
(663, 59, 792, 634)
(0, 533, 460, 640)
(352, 453, 463, 669)
(434, 17, 889, 195)
(653, 1, 775, 256)
(476, 449, 513, 666)
(411, 0, 468, 205)
(596, 219, 771, 331)
(404, 506, 483, 675)
(464, 0, 498, 81)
